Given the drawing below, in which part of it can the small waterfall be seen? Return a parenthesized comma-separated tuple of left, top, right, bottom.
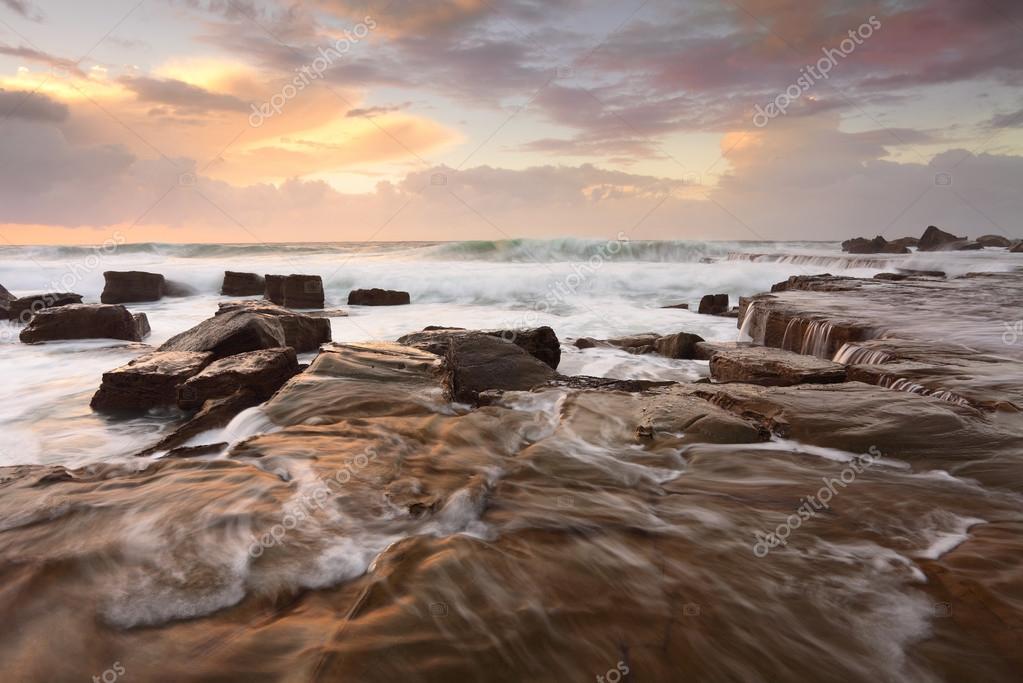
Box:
(800, 320, 835, 358)
(833, 343, 895, 365)
(878, 375, 971, 407)
(726, 252, 895, 269)
(738, 302, 760, 342)
(780, 318, 801, 351)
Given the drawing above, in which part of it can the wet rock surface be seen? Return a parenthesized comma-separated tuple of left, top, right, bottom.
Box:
(704, 342, 847, 386)
(399, 325, 561, 369)
(443, 333, 557, 403)
(217, 300, 331, 352)
(348, 288, 411, 306)
(177, 347, 299, 410)
(7, 292, 83, 322)
(221, 271, 265, 296)
(265, 274, 324, 308)
(159, 309, 287, 359)
(101, 270, 166, 304)
(19, 304, 150, 343)
(91, 350, 213, 412)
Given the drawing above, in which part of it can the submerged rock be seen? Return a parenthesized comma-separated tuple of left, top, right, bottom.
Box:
(142, 389, 263, 455)
(91, 351, 214, 412)
(159, 309, 286, 359)
(20, 304, 150, 343)
(217, 300, 331, 352)
(221, 271, 265, 296)
(348, 288, 411, 306)
(177, 348, 299, 410)
(7, 292, 83, 322)
(101, 271, 165, 304)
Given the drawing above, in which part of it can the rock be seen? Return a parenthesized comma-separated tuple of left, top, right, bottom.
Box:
(7, 292, 83, 323)
(348, 288, 411, 306)
(574, 337, 608, 350)
(216, 300, 331, 352)
(977, 235, 1012, 248)
(705, 343, 847, 386)
(841, 236, 887, 254)
(133, 313, 151, 340)
(918, 225, 966, 252)
(221, 271, 265, 296)
(0, 283, 12, 319)
(141, 388, 263, 455)
(398, 326, 561, 369)
(951, 240, 984, 251)
(444, 333, 557, 404)
(1012, 242, 1023, 254)
(873, 272, 908, 281)
(164, 280, 198, 297)
(698, 293, 729, 315)
(91, 351, 214, 413)
(20, 304, 150, 343)
(177, 347, 299, 410)
(282, 274, 324, 309)
(880, 241, 910, 254)
(661, 303, 689, 310)
(101, 271, 165, 304)
(654, 332, 705, 359)
(159, 309, 286, 360)
(636, 386, 767, 444)
(896, 268, 946, 278)
(165, 443, 229, 458)
(889, 236, 919, 249)
(265, 274, 285, 304)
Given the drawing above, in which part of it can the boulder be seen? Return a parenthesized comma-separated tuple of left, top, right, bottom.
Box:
(159, 309, 286, 359)
(607, 333, 661, 355)
(918, 226, 965, 252)
(977, 235, 1012, 248)
(101, 271, 165, 304)
(91, 351, 214, 412)
(20, 304, 150, 343)
(177, 347, 299, 410)
(0, 283, 12, 319)
(654, 332, 705, 359)
(348, 288, 411, 306)
(398, 326, 561, 369)
(282, 274, 324, 309)
(7, 292, 83, 323)
(841, 236, 887, 254)
(698, 294, 729, 315)
(133, 313, 151, 340)
(660, 303, 689, 310)
(1012, 242, 1023, 254)
(221, 271, 265, 296)
(216, 300, 331, 352)
(444, 334, 557, 404)
(705, 344, 847, 387)
(264, 274, 285, 305)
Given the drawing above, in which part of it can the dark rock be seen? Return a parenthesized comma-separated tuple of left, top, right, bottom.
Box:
(177, 347, 299, 410)
(20, 304, 150, 343)
(159, 309, 286, 360)
(661, 303, 689, 310)
(0, 283, 12, 319)
(141, 388, 263, 455)
(101, 271, 165, 304)
(548, 376, 676, 393)
(1012, 242, 1023, 254)
(977, 235, 1012, 248)
(874, 272, 908, 281)
(896, 268, 946, 278)
(132, 313, 151, 340)
(221, 271, 265, 296)
(165, 443, 230, 458)
(7, 292, 83, 322)
(91, 351, 214, 413)
(216, 300, 331, 352)
(348, 288, 411, 306)
(706, 344, 847, 386)
(444, 334, 557, 404)
(282, 274, 324, 309)
(574, 337, 608, 350)
(841, 235, 887, 254)
(164, 280, 197, 297)
(698, 293, 729, 315)
(918, 225, 966, 252)
(654, 332, 705, 359)
(265, 274, 285, 305)
(398, 326, 561, 369)
(880, 242, 910, 254)
(770, 274, 836, 293)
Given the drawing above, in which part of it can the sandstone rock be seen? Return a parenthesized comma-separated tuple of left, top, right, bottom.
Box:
(873, 273, 908, 281)
(348, 288, 411, 306)
(165, 443, 230, 458)
(698, 293, 729, 315)
(133, 313, 151, 340)
(398, 326, 561, 369)
(101, 271, 165, 304)
(177, 347, 299, 410)
(20, 304, 150, 343)
(661, 303, 689, 309)
(282, 274, 324, 309)
(918, 225, 966, 252)
(977, 235, 1012, 248)
(7, 292, 83, 322)
(706, 343, 847, 386)
(91, 351, 214, 412)
(159, 309, 286, 359)
(216, 300, 331, 352)
(654, 332, 705, 359)
(221, 271, 265, 296)
(0, 283, 12, 319)
(142, 388, 262, 455)
(264, 274, 285, 304)
(444, 333, 557, 404)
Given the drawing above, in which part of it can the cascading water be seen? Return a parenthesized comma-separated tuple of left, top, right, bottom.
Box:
(800, 320, 835, 358)
(833, 343, 896, 365)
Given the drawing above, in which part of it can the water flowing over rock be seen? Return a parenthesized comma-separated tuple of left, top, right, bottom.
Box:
(19, 304, 150, 343)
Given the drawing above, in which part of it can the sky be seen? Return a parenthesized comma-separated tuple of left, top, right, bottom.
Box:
(0, 0, 1021, 244)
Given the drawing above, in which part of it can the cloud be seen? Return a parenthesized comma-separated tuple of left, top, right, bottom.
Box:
(0, 44, 86, 78)
(1, 0, 41, 21)
(346, 102, 411, 117)
(120, 76, 250, 114)
(0, 88, 68, 122)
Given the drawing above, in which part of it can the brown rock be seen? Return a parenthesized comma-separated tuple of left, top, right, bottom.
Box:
(142, 388, 263, 455)
(661, 303, 689, 309)
(918, 225, 966, 252)
(101, 271, 165, 304)
(7, 292, 83, 322)
(216, 300, 331, 352)
(706, 344, 847, 386)
(698, 293, 729, 315)
(177, 347, 299, 410)
(977, 235, 1012, 248)
(221, 271, 265, 296)
(91, 351, 214, 413)
(264, 274, 285, 304)
(282, 274, 324, 309)
(20, 304, 149, 343)
(133, 313, 151, 340)
(841, 236, 887, 254)
(444, 333, 556, 404)
(1012, 242, 1023, 254)
(398, 326, 561, 369)
(654, 332, 705, 359)
(159, 309, 286, 359)
(348, 288, 411, 306)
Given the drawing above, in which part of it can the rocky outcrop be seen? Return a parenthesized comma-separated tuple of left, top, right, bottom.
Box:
(177, 348, 299, 410)
(159, 309, 286, 359)
(0, 283, 12, 319)
(101, 271, 165, 304)
(265, 274, 324, 308)
(698, 293, 729, 315)
(216, 300, 331, 352)
(660, 303, 689, 309)
(653, 332, 705, 359)
(348, 288, 411, 306)
(703, 343, 847, 386)
(91, 351, 214, 412)
(20, 304, 150, 343)
(1011, 242, 1023, 254)
(917, 225, 981, 251)
(444, 333, 557, 404)
(573, 331, 705, 360)
(977, 235, 1012, 248)
(398, 326, 561, 369)
(841, 235, 888, 254)
(7, 293, 83, 322)
(221, 271, 265, 296)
